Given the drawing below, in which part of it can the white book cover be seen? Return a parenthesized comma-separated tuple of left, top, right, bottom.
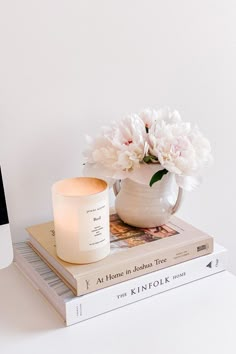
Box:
(14, 242, 227, 326)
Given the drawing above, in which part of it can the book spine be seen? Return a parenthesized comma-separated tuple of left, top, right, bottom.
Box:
(14, 260, 66, 321)
(66, 246, 226, 326)
(76, 237, 213, 295)
(14, 243, 71, 322)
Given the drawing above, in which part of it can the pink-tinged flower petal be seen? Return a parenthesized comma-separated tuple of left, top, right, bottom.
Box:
(139, 108, 159, 129)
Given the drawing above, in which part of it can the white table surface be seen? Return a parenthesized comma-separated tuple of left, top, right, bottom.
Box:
(1, 264, 236, 354)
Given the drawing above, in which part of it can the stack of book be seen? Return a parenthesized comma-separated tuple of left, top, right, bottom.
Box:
(14, 213, 227, 326)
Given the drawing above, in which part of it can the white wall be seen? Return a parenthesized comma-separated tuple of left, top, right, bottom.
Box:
(1, 1, 236, 271)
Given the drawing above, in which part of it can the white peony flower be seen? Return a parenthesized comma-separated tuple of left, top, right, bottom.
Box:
(83, 107, 212, 191)
(148, 114, 212, 177)
(83, 114, 147, 179)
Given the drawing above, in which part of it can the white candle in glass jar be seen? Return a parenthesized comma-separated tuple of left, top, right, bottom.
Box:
(52, 177, 110, 264)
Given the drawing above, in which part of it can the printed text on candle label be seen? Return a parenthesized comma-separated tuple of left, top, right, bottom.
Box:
(78, 202, 109, 251)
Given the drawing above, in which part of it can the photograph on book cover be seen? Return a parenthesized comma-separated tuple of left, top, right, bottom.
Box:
(110, 214, 179, 250)
(38, 214, 180, 254)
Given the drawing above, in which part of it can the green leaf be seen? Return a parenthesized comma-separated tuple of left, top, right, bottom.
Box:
(143, 156, 152, 163)
(149, 169, 168, 187)
(143, 155, 159, 164)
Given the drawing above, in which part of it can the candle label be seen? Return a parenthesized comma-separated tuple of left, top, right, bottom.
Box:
(78, 200, 109, 251)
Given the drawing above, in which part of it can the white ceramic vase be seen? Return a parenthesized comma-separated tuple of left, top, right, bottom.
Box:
(113, 172, 183, 228)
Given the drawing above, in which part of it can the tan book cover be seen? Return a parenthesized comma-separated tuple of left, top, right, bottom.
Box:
(26, 214, 213, 296)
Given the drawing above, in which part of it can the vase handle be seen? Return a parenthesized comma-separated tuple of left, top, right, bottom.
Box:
(171, 187, 184, 215)
(113, 180, 121, 196)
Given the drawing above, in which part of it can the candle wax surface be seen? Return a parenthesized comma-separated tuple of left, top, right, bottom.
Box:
(53, 177, 107, 197)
